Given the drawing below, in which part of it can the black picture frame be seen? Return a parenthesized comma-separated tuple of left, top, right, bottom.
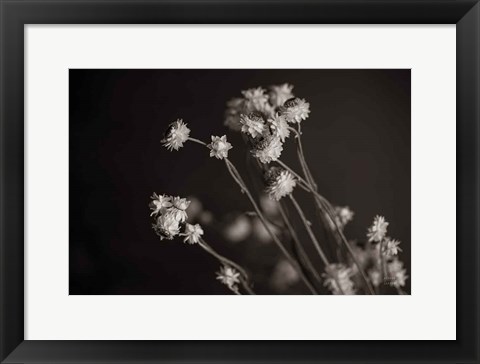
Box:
(1, 1, 478, 363)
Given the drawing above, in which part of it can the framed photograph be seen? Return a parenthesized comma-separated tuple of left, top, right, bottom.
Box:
(0, 0, 478, 363)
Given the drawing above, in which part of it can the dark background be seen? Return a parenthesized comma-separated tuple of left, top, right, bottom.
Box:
(69, 69, 410, 295)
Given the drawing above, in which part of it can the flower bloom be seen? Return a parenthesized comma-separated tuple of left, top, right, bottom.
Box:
(208, 135, 232, 160)
(382, 237, 402, 257)
(265, 167, 296, 201)
(183, 223, 204, 244)
(161, 119, 190, 151)
(367, 215, 389, 242)
(216, 265, 241, 292)
(149, 193, 172, 216)
(269, 83, 294, 107)
(268, 113, 290, 142)
(252, 135, 283, 164)
(280, 97, 310, 123)
(322, 264, 356, 295)
(387, 258, 408, 288)
(330, 206, 355, 230)
(149, 193, 192, 240)
(153, 212, 180, 240)
(224, 97, 245, 131)
(242, 87, 269, 113)
(240, 112, 265, 138)
(170, 196, 191, 222)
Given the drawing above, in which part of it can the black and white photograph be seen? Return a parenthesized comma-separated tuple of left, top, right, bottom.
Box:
(69, 69, 411, 295)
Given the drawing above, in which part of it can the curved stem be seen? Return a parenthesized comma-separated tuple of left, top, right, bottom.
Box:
(289, 195, 329, 267)
(184, 135, 318, 294)
(289, 195, 345, 295)
(225, 159, 319, 295)
(296, 124, 317, 190)
(283, 152, 376, 295)
(278, 203, 323, 284)
(379, 239, 387, 294)
(198, 238, 255, 295)
(290, 131, 338, 259)
(315, 194, 376, 295)
(188, 137, 207, 146)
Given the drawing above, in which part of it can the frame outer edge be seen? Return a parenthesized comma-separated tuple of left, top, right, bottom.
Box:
(457, 2, 480, 362)
(0, 0, 479, 363)
(0, 1, 25, 363)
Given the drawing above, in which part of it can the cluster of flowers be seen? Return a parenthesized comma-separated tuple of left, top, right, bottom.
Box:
(162, 119, 233, 160)
(366, 215, 408, 289)
(149, 193, 203, 244)
(225, 85, 310, 164)
(153, 82, 409, 295)
(322, 214, 408, 294)
(150, 193, 245, 293)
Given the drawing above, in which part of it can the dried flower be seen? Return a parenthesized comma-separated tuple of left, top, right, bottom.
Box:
(367, 215, 389, 242)
(252, 135, 283, 164)
(269, 83, 294, 107)
(161, 119, 190, 151)
(368, 268, 382, 287)
(149, 193, 172, 216)
(153, 212, 180, 240)
(208, 135, 232, 160)
(322, 264, 356, 295)
(329, 206, 355, 230)
(240, 112, 266, 138)
(242, 87, 269, 112)
(387, 258, 408, 288)
(216, 265, 241, 292)
(280, 97, 310, 123)
(336, 206, 354, 226)
(265, 167, 296, 201)
(268, 113, 290, 142)
(170, 196, 191, 222)
(224, 98, 245, 131)
(382, 237, 402, 257)
(183, 223, 204, 244)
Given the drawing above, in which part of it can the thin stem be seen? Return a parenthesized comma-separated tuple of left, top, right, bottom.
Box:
(315, 195, 376, 295)
(185, 135, 318, 294)
(225, 159, 319, 295)
(379, 239, 387, 292)
(199, 238, 255, 295)
(296, 124, 318, 190)
(289, 195, 345, 295)
(282, 152, 375, 295)
(289, 195, 329, 267)
(278, 203, 323, 284)
(290, 131, 338, 259)
(188, 137, 207, 146)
